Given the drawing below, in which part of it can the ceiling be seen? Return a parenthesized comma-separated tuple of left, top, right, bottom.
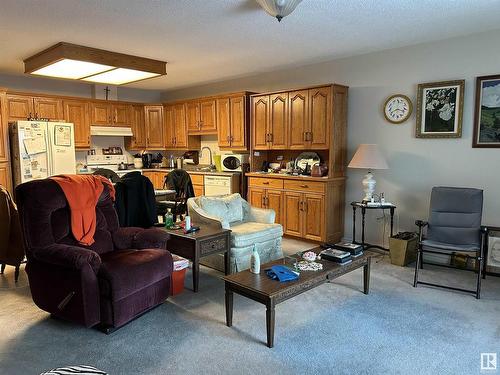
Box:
(0, 0, 499, 91)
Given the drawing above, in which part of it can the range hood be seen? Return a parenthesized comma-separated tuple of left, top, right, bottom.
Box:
(90, 126, 133, 137)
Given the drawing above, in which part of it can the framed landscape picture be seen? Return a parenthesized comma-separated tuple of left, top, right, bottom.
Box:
(415, 80, 465, 138)
(473, 74, 500, 148)
(486, 227, 500, 276)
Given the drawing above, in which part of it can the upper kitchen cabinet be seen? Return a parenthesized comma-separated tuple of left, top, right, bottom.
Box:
(185, 99, 217, 134)
(126, 105, 146, 150)
(90, 102, 131, 126)
(0, 91, 9, 162)
(164, 103, 199, 150)
(251, 85, 340, 151)
(144, 105, 164, 149)
(217, 94, 250, 150)
(63, 100, 90, 149)
(7, 94, 63, 121)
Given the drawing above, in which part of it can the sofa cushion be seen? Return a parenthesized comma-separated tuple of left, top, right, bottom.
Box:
(199, 194, 243, 223)
(98, 249, 173, 301)
(230, 221, 283, 248)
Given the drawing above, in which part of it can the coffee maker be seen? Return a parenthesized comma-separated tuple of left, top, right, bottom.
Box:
(142, 153, 153, 169)
(183, 151, 199, 165)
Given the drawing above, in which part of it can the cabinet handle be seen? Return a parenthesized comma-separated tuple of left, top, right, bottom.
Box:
(303, 132, 307, 141)
(303, 201, 307, 211)
(35, 113, 38, 119)
(300, 184, 308, 188)
(299, 201, 304, 211)
(263, 181, 269, 185)
(268, 133, 273, 142)
(227, 135, 230, 142)
(308, 131, 312, 141)
(28, 112, 32, 120)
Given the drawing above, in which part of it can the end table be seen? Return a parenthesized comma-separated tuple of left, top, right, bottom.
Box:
(351, 202, 396, 251)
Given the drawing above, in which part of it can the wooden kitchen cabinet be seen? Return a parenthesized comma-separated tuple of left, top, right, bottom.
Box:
(288, 90, 309, 149)
(216, 97, 231, 148)
(0, 162, 12, 194)
(145, 105, 164, 149)
(0, 91, 9, 162)
(248, 186, 283, 225)
(185, 99, 217, 134)
(251, 95, 270, 150)
(127, 105, 146, 150)
(269, 93, 288, 149)
(90, 102, 131, 126)
(308, 86, 331, 149)
(143, 171, 165, 190)
(164, 103, 189, 149)
(7, 94, 63, 121)
(283, 191, 302, 237)
(283, 191, 324, 241)
(63, 100, 90, 149)
(217, 95, 248, 150)
(112, 104, 131, 126)
(190, 173, 205, 196)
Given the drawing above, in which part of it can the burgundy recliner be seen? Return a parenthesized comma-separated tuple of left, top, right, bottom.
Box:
(16, 179, 173, 331)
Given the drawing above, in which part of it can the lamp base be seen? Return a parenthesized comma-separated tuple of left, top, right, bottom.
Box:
(362, 171, 376, 202)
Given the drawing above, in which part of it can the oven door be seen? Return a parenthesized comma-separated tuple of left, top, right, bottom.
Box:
(222, 156, 242, 171)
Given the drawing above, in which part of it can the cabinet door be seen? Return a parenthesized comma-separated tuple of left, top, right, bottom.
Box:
(251, 95, 269, 150)
(216, 97, 231, 148)
(112, 104, 131, 126)
(303, 193, 325, 241)
(63, 100, 90, 149)
(193, 184, 204, 197)
(248, 186, 265, 208)
(269, 93, 288, 149)
(173, 104, 188, 148)
(7, 94, 33, 121)
(0, 162, 12, 194)
(130, 105, 146, 149)
(0, 93, 9, 161)
(230, 95, 247, 149)
(33, 97, 63, 120)
(163, 105, 175, 148)
(155, 172, 166, 189)
(90, 102, 111, 125)
(145, 105, 164, 149)
(308, 86, 331, 149)
(200, 99, 217, 133)
(288, 90, 309, 149)
(185, 101, 200, 132)
(283, 191, 302, 237)
(266, 189, 283, 225)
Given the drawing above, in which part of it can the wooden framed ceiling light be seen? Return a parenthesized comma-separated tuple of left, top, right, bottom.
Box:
(24, 42, 167, 85)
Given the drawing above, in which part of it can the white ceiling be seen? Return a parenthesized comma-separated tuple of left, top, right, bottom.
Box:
(0, 0, 499, 91)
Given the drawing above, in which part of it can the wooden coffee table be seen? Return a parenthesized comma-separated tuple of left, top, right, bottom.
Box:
(164, 226, 231, 292)
(222, 247, 373, 348)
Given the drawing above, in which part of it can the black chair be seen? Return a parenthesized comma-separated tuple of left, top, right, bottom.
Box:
(413, 187, 487, 299)
(156, 169, 195, 222)
(92, 168, 122, 183)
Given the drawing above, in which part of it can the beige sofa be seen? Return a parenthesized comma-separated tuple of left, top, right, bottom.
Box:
(187, 193, 283, 273)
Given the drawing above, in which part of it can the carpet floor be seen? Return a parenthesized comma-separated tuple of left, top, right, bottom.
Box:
(0, 238, 499, 375)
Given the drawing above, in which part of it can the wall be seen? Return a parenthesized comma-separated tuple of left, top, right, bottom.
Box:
(163, 29, 500, 246)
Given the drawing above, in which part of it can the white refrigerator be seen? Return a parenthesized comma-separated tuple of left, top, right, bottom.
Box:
(10, 121, 76, 186)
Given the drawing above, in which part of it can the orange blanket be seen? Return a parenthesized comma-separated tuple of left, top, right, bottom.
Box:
(51, 175, 115, 246)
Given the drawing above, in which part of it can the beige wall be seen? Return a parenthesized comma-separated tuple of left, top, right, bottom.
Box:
(163, 29, 500, 245)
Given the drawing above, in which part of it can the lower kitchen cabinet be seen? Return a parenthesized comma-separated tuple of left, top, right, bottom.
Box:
(248, 186, 283, 225)
(143, 171, 165, 190)
(190, 173, 204, 197)
(0, 162, 13, 194)
(283, 191, 302, 237)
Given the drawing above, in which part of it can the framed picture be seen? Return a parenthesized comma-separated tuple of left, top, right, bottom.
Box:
(486, 227, 500, 276)
(473, 74, 500, 148)
(415, 80, 465, 138)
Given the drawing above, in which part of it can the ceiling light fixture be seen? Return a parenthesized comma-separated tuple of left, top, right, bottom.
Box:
(24, 42, 167, 85)
(255, 0, 303, 22)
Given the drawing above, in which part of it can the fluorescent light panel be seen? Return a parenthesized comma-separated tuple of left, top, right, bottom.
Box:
(82, 68, 161, 85)
(31, 59, 115, 79)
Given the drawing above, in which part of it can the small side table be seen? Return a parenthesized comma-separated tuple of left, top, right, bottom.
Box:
(163, 226, 231, 292)
(351, 202, 396, 251)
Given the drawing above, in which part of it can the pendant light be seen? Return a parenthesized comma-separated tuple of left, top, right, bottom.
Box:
(255, 0, 303, 22)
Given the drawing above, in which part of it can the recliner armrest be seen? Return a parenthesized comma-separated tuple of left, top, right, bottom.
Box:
(247, 206, 276, 224)
(31, 244, 101, 274)
(113, 227, 170, 250)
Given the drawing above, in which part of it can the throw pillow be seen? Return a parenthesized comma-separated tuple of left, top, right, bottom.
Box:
(199, 194, 243, 223)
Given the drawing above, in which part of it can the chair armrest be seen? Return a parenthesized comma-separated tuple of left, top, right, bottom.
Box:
(247, 206, 276, 224)
(31, 244, 101, 274)
(187, 199, 230, 229)
(481, 226, 490, 234)
(113, 227, 170, 250)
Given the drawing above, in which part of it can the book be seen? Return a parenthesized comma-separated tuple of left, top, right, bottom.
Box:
(320, 249, 352, 264)
(333, 242, 363, 256)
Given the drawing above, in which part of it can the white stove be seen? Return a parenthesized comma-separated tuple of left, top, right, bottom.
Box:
(86, 154, 142, 177)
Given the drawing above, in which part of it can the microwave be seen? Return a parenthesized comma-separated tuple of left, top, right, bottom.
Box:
(221, 154, 249, 172)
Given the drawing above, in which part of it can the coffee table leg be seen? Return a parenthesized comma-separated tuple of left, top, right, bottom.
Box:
(193, 259, 199, 292)
(363, 258, 371, 294)
(266, 301, 275, 348)
(225, 287, 233, 327)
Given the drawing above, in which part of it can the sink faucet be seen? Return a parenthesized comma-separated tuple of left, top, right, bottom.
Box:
(200, 146, 215, 170)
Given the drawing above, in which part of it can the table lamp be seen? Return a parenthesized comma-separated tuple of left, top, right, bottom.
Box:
(348, 144, 388, 202)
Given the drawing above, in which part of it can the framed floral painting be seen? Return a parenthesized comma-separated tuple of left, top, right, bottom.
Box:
(415, 80, 465, 138)
(473, 74, 500, 148)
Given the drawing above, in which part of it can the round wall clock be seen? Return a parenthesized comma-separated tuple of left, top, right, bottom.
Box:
(383, 94, 413, 124)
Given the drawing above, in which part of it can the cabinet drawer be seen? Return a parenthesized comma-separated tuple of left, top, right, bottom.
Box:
(283, 180, 325, 193)
(189, 173, 204, 185)
(199, 236, 228, 256)
(248, 177, 283, 189)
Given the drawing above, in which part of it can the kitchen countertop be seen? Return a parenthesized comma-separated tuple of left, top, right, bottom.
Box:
(246, 172, 346, 182)
(141, 168, 241, 177)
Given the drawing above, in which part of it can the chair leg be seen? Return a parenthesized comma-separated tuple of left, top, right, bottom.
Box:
(14, 266, 20, 283)
(0, 264, 5, 274)
(476, 249, 484, 299)
(419, 250, 424, 269)
(413, 246, 421, 287)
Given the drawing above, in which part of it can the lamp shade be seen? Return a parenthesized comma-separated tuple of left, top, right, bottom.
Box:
(255, 0, 303, 21)
(348, 144, 388, 170)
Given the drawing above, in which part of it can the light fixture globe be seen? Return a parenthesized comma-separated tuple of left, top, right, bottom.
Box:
(255, 0, 303, 21)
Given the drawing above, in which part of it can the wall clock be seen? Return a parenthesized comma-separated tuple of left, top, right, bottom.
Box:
(383, 94, 413, 124)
